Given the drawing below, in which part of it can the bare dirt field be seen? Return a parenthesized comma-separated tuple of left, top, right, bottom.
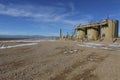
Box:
(0, 39, 120, 80)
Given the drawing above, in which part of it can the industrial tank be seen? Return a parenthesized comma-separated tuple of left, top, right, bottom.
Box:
(101, 20, 118, 40)
(109, 20, 119, 38)
(114, 20, 119, 38)
(76, 29, 85, 40)
(87, 27, 98, 40)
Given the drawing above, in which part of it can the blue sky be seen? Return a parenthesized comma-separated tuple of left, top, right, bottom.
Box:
(0, 0, 120, 36)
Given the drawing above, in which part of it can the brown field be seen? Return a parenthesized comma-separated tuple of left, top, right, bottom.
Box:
(0, 39, 120, 80)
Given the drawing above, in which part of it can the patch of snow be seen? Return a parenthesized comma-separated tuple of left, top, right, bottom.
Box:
(77, 42, 120, 51)
(69, 50, 74, 53)
(64, 49, 79, 54)
(0, 43, 38, 49)
(0, 40, 40, 43)
(85, 45, 97, 48)
(64, 51, 67, 54)
(108, 42, 120, 47)
(0, 40, 57, 43)
(74, 50, 78, 52)
(101, 47, 111, 50)
(83, 43, 104, 46)
(78, 42, 104, 48)
(77, 44, 85, 47)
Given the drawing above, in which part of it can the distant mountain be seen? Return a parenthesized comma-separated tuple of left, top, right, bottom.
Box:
(0, 35, 58, 38)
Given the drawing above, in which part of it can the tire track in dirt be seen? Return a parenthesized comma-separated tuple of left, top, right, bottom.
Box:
(71, 53, 109, 80)
(50, 52, 109, 80)
(73, 67, 97, 80)
(50, 60, 86, 80)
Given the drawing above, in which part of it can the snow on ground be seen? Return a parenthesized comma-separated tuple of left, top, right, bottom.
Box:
(77, 43, 104, 48)
(0, 43, 38, 49)
(0, 39, 57, 49)
(0, 39, 57, 43)
(108, 42, 120, 47)
(63, 49, 79, 54)
(77, 42, 120, 51)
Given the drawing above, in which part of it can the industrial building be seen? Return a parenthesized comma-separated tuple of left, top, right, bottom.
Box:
(76, 19, 119, 41)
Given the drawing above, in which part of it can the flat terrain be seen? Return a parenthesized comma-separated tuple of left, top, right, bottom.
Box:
(0, 39, 120, 80)
(0, 38, 28, 41)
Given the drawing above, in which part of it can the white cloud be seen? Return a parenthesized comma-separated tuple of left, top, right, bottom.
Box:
(0, 3, 93, 25)
(0, 4, 53, 18)
(62, 19, 88, 25)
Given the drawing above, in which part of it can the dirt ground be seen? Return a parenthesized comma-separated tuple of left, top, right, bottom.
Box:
(0, 40, 120, 80)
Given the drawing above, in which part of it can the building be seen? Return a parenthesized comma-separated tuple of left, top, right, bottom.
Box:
(76, 19, 119, 41)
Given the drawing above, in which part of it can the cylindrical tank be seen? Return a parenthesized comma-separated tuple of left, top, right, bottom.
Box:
(114, 20, 119, 38)
(101, 20, 118, 40)
(110, 20, 119, 38)
(87, 27, 98, 40)
(77, 28, 85, 40)
(107, 20, 113, 39)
